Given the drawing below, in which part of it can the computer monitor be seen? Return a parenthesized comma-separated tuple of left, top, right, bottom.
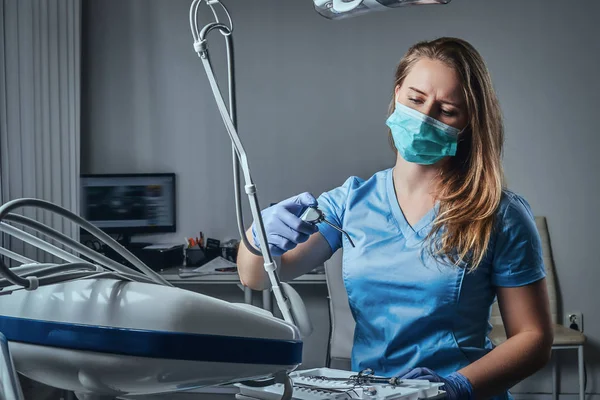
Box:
(80, 173, 176, 245)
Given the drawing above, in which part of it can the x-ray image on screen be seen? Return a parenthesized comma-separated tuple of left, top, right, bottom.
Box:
(80, 174, 176, 233)
(85, 186, 152, 222)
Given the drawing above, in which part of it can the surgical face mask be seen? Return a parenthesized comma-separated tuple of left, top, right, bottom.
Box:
(386, 101, 460, 165)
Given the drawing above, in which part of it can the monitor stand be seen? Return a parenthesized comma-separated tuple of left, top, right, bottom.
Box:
(116, 234, 151, 251)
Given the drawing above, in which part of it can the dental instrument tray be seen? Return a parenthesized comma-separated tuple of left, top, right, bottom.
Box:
(236, 368, 445, 400)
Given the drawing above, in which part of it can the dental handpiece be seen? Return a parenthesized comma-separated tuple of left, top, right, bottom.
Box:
(300, 207, 355, 248)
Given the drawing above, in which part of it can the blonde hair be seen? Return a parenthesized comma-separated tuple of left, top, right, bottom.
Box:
(388, 37, 505, 271)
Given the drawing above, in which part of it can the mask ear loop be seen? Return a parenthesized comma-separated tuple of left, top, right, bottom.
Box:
(457, 120, 470, 136)
(439, 120, 471, 180)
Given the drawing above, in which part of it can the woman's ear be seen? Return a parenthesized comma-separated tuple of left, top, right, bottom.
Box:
(394, 85, 401, 103)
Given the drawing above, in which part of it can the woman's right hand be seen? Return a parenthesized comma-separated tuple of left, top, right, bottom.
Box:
(251, 192, 319, 256)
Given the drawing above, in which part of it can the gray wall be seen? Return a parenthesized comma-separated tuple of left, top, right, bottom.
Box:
(82, 0, 599, 397)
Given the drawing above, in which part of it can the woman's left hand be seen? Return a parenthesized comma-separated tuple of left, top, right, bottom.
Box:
(398, 368, 473, 400)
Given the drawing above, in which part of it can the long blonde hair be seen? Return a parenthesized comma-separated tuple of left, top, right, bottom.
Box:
(388, 37, 505, 271)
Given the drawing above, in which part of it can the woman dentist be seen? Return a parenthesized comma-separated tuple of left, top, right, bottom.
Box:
(237, 37, 553, 400)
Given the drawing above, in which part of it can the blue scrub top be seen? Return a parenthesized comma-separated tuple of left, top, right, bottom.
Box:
(316, 168, 545, 399)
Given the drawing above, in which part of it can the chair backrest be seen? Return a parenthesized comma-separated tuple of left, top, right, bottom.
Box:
(324, 249, 355, 369)
(325, 216, 557, 366)
(490, 216, 558, 325)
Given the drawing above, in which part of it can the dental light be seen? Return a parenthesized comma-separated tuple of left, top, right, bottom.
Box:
(314, 0, 452, 20)
(0, 1, 452, 399)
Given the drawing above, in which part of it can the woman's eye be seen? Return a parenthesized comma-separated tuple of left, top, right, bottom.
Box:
(409, 98, 423, 104)
(441, 109, 455, 117)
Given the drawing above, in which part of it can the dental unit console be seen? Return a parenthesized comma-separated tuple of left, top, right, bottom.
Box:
(236, 368, 446, 400)
(0, 0, 451, 399)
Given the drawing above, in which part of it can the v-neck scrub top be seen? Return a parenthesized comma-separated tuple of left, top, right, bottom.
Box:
(315, 168, 545, 398)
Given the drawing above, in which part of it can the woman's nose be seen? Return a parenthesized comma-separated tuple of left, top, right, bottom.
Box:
(421, 102, 436, 118)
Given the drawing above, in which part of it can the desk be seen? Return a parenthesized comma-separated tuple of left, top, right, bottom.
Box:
(160, 267, 327, 284)
(159, 267, 327, 312)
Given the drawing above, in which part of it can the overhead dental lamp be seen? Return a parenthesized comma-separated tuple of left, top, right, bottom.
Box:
(0, 1, 452, 399)
(314, 0, 452, 19)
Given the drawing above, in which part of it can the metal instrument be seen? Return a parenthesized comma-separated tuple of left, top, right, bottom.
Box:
(305, 368, 412, 386)
(300, 207, 356, 248)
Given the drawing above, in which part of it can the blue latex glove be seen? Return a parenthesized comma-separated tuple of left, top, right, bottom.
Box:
(399, 368, 473, 400)
(251, 192, 319, 256)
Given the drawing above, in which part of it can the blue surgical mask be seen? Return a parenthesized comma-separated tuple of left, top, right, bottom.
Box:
(386, 102, 460, 165)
